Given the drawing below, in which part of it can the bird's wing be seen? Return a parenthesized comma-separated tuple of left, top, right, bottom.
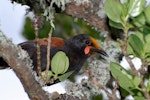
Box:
(19, 41, 37, 57)
(18, 37, 65, 71)
(19, 37, 65, 56)
(34, 37, 65, 47)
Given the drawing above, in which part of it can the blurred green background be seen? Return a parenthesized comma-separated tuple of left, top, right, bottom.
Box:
(22, 14, 102, 40)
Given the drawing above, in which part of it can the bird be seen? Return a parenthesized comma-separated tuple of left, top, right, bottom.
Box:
(0, 34, 108, 82)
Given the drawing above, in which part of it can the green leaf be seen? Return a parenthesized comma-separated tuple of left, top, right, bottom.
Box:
(144, 34, 150, 55)
(104, 0, 123, 23)
(143, 26, 150, 35)
(133, 76, 141, 88)
(42, 71, 53, 81)
(147, 84, 150, 92)
(146, 77, 150, 92)
(146, 58, 150, 64)
(58, 71, 74, 82)
(127, 42, 136, 55)
(109, 19, 123, 29)
(92, 94, 103, 100)
(110, 62, 134, 94)
(145, 34, 150, 44)
(133, 96, 145, 100)
(136, 32, 144, 43)
(132, 89, 145, 100)
(131, 13, 146, 28)
(128, 34, 144, 57)
(144, 4, 150, 24)
(51, 51, 69, 75)
(23, 17, 51, 40)
(120, 2, 128, 19)
(127, 0, 145, 17)
(119, 87, 129, 98)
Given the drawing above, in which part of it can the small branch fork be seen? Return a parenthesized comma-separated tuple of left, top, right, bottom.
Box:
(32, 15, 55, 84)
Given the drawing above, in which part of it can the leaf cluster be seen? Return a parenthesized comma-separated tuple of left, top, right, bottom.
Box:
(105, 0, 150, 99)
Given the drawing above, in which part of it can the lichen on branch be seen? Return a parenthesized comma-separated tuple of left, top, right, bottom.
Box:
(0, 31, 50, 100)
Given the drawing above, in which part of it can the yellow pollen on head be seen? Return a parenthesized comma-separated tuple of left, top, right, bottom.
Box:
(90, 37, 101, 49)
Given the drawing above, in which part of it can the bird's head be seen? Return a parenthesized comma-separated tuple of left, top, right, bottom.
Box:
(66, 34, 108, 58)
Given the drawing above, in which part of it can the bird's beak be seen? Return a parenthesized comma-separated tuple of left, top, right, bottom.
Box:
(84, 46, 108, 57)
(90, 47, 108, 57)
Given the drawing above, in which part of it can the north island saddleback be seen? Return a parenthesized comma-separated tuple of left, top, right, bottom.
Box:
(0, 34, 108, 83)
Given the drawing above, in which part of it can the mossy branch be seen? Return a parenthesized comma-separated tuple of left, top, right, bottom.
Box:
(0, 31, 50, 100)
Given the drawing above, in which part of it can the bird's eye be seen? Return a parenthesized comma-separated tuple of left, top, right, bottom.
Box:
(85, 40, 91, 45)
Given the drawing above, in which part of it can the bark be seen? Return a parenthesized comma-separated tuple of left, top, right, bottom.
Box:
(0, 32, 49, 100)
(64, 0, 108, 31)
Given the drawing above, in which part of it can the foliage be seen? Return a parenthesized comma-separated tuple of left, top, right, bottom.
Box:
(23, 17, 51, 39)
(42, 51, 73, 82)
(22, 14, 101, 40)
(105, 0, 150, 99)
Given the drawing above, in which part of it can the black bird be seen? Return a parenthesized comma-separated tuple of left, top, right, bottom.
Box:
(0, 34, 108, 79)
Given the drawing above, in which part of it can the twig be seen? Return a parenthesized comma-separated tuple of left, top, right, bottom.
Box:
(44, 27, 53, 82)
(140, 76, 150, 99)
(112, 81, 118, 99)
(123, 56, 150, 99)
(119, 31, 150, 99)
(139, 59, 147, 75)
(100, 86, 112, 99)
(123, 34, 150, 99)
(117, 38, 138, 76)
(33, 15, 42, 77)
(122, 33, 138, 76)
(101, 85, 118, 100)
(140, 59, 150, 99)
(124, 56, 138, 76)
(101, 80, 118, 100)
(86, 68, 118, 100)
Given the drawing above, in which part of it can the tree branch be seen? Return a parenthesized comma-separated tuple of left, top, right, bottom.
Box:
(0, 32, 49, 100)
(64, 0, 108, 31)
